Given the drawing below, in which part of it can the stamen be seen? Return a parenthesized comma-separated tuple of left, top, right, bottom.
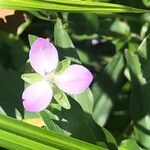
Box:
(44, 71, 55, 83)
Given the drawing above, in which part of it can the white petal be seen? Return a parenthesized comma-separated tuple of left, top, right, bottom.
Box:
(29, 38, 58, 76)
(22, 81, 52, 112)
(54, 65, 93, 94)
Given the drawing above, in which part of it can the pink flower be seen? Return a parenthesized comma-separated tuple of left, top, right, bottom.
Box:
(22, 38, 93, 112)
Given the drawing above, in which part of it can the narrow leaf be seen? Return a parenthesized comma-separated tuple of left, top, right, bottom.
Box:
(53, 86, 71, 109)
(0, 0, 149, 13)
(0, 114, 107, 150)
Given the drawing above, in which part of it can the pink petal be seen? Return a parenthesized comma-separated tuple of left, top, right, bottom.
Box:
(22, 81, 52, 112)
(54, 65, 93, 94)
(29, 38, 58, 76)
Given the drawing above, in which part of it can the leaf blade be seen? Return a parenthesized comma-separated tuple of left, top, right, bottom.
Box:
(0, 0, 149, 13)
(0, 114, 107, 150)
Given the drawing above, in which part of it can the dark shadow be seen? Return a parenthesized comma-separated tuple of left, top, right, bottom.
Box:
(88, 41, 116, 56)
(0, 11, 25, 34)
(0, 32, 27, 118)
(48, 97, 117, 150)
(20, 13, 54, 41)
(0, 32, 28, 71)
(94, 70, 124, 106)
(0, 69, 24, 118)
(112, 0, 145, 8)
(68, 13, 99, 35)
(56, 46, 79, 61)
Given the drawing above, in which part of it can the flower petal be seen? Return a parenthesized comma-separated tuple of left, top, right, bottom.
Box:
(22, 81, 52, 112)
(29, 38, 58, 76)
(54, 64, 93, 94)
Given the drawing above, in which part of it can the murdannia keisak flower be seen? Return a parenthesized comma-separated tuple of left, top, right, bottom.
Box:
(22, 38, 93, 112)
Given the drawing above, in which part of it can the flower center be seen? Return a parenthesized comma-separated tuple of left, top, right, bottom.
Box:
(45, 71, 55, 83)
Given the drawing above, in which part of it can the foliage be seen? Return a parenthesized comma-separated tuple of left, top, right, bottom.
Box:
(0, 0, 150, 149)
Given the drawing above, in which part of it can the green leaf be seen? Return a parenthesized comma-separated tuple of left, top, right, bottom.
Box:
(21, 73, 43, 84)
(42, 99, 117, 149)
(28, 34, 38, 47)
(125, 50, 150, 149)
(55, 58, 71, 75)
(137, 35, 150, 80)
(53, 19, 107, 148)
(29, 11, 52, 21)
(54, 18, 74, 49)
(54, 18, 80, 62)
(0, 0, 149, 13)
(125, 50, 146, 85)
(40, 109, 69, 135)
(0, 114, 107, 150)
(100, 128, 117, 149)
(53, 86, 71, 109)
(133, 81, 150, 149)
(0, 129, 57, 150)
(110, 19, 130, 36)
(143, 0, 150, 7)
(92, 52, 125, 126)
(71, 88, 94, 114)
(140, 23, 149, 39)
(118, 139, 140, 150)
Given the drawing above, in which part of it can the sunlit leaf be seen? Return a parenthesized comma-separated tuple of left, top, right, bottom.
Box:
(0, 114, 107, 150)
(0, 0, 149, 13)
(137, 35, 150, 80)
(55, 58, 71, 75)
(53, 86, 71, 109)
(92, 52, 125, 126)
(118, 139, 140, 150)
(21, 73, 43, 84)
